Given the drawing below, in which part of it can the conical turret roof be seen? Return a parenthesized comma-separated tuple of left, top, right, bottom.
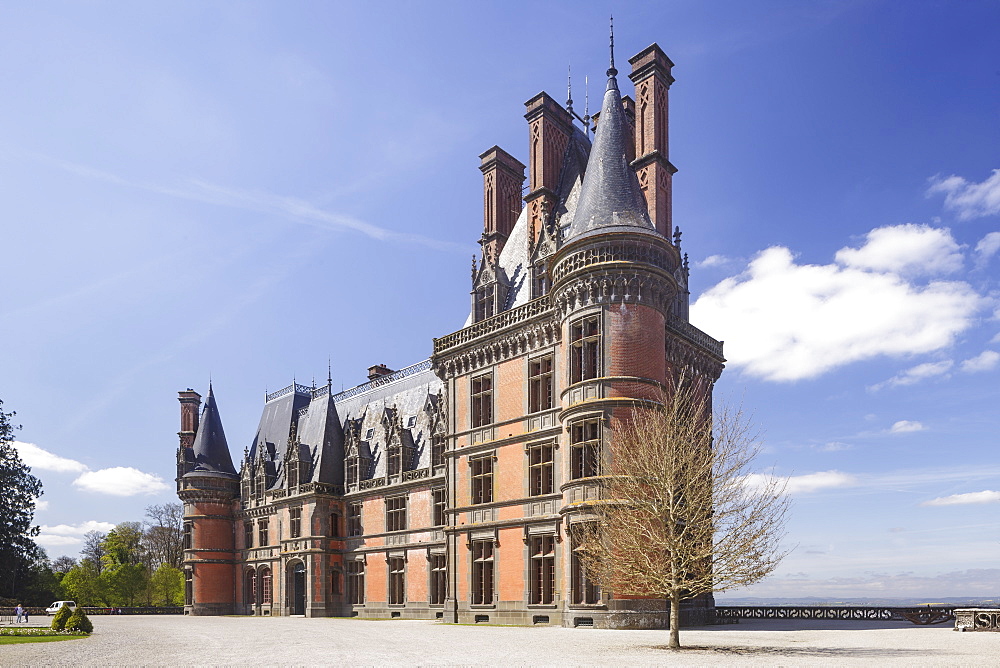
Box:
(565, 55, 656, 241)
(187, 384, 238, 478)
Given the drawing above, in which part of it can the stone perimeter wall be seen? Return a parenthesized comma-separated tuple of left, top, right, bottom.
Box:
(954, 608, 1000, 632)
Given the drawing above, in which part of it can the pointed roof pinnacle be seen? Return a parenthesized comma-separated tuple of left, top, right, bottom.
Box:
(565, 23, 656, 242)
(608, 15, 617, 78)
(187, 383, 238, 478)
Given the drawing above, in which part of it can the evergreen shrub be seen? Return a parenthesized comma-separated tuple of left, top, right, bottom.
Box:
(65, 608, 93, 634)
(50, 603, 73, 631)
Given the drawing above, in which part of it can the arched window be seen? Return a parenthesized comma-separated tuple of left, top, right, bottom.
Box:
(243, 568, 256, 605)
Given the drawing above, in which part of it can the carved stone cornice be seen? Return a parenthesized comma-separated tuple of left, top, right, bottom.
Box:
(433, 314, 560, 380)
(665, 324, 725, 382)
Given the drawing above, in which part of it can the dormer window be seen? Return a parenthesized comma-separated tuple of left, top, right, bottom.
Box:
(406, 416, 417, 429)
(531, 262, 550, 298)
(475, 284, 496, 321)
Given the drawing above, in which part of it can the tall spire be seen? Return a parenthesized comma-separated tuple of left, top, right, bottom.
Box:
(608, 15, 617, 78)
(187, 384, 238, 478)
(565, 24, 656, 241)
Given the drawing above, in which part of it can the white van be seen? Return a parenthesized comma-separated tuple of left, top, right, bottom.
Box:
(45, 600, 77, 615)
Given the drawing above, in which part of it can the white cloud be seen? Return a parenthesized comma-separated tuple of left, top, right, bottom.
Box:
(72, 467, 168, 496)
(975, 231, 1000, 265)
(927, 169, 1000, 220)
(35, 520, 116, 548)
(922, 490, 1000, 507)
(890, 420, 926, 434)
(746, 470, 856, 495)
(696, 254, 731, 268)
(813, 441, 851, 452)
(835, 224, 962, 276)
(39, 521, 116, 536)
(691, 238, 983, 381)
(13, 441, 88, 473)
(960, 350, 1000, 373)
(871, 360, 953, 390)
(35, 500, 49, 511)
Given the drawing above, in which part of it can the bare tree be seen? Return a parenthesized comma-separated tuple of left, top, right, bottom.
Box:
(51, 555, 77, 574)
(81, 530, 107, 573)
(576, 379, 790, 649)
(143, 503, 184, 569)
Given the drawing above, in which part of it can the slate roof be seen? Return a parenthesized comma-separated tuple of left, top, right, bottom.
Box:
(565, 68, 657, 241)
(186, 384, 238, 478)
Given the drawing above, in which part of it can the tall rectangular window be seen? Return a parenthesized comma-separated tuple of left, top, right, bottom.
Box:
(388, 556, 406, 605)
(471, 373, 493, 428)
(330, 513, 341, 537)
(475, 284, 495, 322)
(429, 554, 447, 605)
(243, 569, 256, 605)
(347, 502, 363, 537)
(386, 495, 407, 532)
(346, 561, 365, 604)
(183, 522, 192, 550)
(531, 262, 550, 299)
(432, 488, 447, 527)
(571, 526, 600, 605)
(346, 457, 359, 485)
(570, 315, 601, 383)
(570, 418, 601, 479)
(431, 434, 445, 468)
(260, 567, 272, 604)
(471, 540, 495, 605)
(471, 456, 494, 505)
(289, 507, 302, 538)
(528, 443, 554, 496)
(330, 569, 342, 596)
(244, 522, 254, 549)
(258, 518, 269, 546)
(529, 535, 555, 605)
(528, 355, 554, 413)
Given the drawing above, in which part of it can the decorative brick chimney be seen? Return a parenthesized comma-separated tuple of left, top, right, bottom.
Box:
(629, 44, 677, 237)
(523, 92, 574, 246)
(367, 364, 395, 381)
(177, 389, 201, 449)
(478, 146, 526, 262)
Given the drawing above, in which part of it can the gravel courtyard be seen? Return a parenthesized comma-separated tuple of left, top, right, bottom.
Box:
(3, 615, 998, 666)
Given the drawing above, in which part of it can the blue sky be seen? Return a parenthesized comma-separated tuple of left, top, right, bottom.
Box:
(3, 1, 998, 600)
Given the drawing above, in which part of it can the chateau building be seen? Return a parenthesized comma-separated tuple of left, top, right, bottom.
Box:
(176, 38, 724, 628)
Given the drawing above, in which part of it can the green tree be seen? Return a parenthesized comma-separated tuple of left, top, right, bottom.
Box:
(149, 563, 184, 606)
(101, 522, 148, 605)
(61, 558, 106, 606)
(0, 399, 43, 599)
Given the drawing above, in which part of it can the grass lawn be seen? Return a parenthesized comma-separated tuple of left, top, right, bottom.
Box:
(0, 634, 89, 644)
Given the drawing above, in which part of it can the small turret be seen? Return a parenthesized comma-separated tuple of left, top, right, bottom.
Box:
(186, 384, 238, 478)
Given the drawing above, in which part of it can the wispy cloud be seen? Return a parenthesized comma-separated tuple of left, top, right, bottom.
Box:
(960, 350, 1000, 373)
(922, 490, 1000, 507)
(745, 470, 857, 495)
(28, 153, 475, 254)
(15, 441, 88, 473)
(927, 169, 1000, 220)
(869, 360, 953, 391)
(889, 420, 926, 434)
(975, 231, 1000, 267)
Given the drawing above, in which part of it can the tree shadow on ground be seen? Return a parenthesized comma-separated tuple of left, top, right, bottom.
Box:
(645, 644, 942, 659)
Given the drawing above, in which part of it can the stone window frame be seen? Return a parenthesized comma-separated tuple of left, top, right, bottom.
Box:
(431, 434, 446, 469)
(258, 518, 269, 546)
(387, 555, 406, 605)
(330, 567, 342, 596)
(470, 453, 495, 505)
(346, 559, 365, 605)
(569, 416, 603, 479)
(528, 534, 556, 606)
(474, 283, 496, 322)
(569, 313, 602, 384)
(569, 522, 601, 606)
(428, 553, 447, 606)
(347, 502, 363, 537)
(470, 538, 496, 606)
(385, 494, 408, 533)
(243, 567, 256, 605)
(528, 353, 554, 414)
(289, 507, 302, 538)
(259, 565, 273, 604)
(244, 521, 254, 549)
(432, 487, 447, 527)
(471, 371, 494, 428)
(329, 512, 342, 538)
(526, 441, 555, 496)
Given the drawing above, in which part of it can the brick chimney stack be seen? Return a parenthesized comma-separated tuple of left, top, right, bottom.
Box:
(523, 92, 574, 246)
(178, 389, 201, 449)
(478, 146, 526, 262)
(367, 364, 395, 381)
(629, 44, 677, 238)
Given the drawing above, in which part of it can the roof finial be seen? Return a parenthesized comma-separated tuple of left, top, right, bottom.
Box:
(608, 15, 617, 78)
(584, 75, 591, 138)
(327, 358, 332, 387)
(567, 64, 574, 114)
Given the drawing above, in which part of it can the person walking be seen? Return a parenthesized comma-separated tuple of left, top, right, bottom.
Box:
(15, 604, 24, 623)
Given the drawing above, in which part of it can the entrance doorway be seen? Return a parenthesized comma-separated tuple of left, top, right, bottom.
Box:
(291, 562, 306, 615)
